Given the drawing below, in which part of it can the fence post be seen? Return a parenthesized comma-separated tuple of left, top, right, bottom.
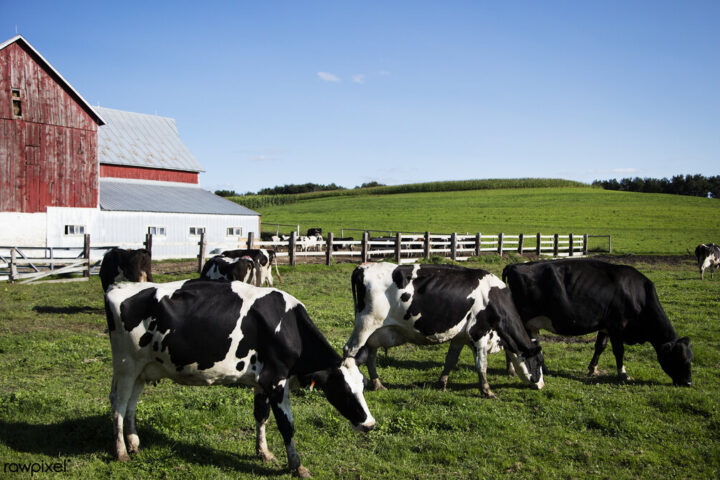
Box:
(9, 249, 17, 283)
(326, 232, 334, 266)
(361, 231, 369, 263)
(518, 233, 524, 254)
(247, 231, 255, 249)
(609, 235, 612, 254)
(451, 232, 457, 261)
(475, 233, 481, 257)
(83, 234, 91, 277)
(144, 230, 153, 257)
(583, 234, 589, 255)
(553, 233, 559, 257)
(197, 232, 207, 273)
(424, 231, 430, 259)
(395, 232, 402, 264)
(568, 233, 574, 257)
(50, 247, 54, 271)
(497, 233, 504, 255)
(536, 233, 541, 255)
(289, 232, 297, 266)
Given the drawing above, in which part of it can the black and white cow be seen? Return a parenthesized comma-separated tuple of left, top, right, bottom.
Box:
(200, 255, 261, 285)
(222, 248, 281, 286)
(99, 248, 152, 292)
(502, 258, 693, 386)
(343, 262, 544, 397)
(694, 243, 720, 280)
(104, 280, 374, 478)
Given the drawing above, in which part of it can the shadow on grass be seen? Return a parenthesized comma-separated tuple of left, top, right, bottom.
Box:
(0, 415, 280, 476)
(546, 368, 663, 387)
(32, 305, 104, 315)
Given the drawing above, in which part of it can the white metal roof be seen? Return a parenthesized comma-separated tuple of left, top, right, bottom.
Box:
(0, 35, 105, 125)
(95, 106, 205, 173)
(100, 179, 258, 216)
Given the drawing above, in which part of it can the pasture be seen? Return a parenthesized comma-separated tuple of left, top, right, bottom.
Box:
(1, 256, 719, 479)
(256, 186, 719, 255)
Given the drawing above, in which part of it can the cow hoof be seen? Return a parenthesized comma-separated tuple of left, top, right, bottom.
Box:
(371, 379, 387, 391)
(117, 452, 131, 462)
(436, 376, 449, 391)
(258, 451, 278, 464)
(618, 374, 632, 382)
(481, 390, 497, 399)
(294, 465, 311, 478)
(588, 366, 600, 376)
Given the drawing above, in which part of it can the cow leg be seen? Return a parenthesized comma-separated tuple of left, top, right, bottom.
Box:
(254, 389, 277, 463)
(587, 332, 609, 376)
(471, 343, 495, 399)
(124, 377, 145, 454)
(610, 335, 631, 381)
(437, 341, 464, 391)
(269, 381, 310, 478)
(366, 347, 386, 391)
(109, 373, 137, 462)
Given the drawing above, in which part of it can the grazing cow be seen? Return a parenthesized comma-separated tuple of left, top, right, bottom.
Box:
(104, 280, 375, 478)
(99, 248, 152, 292)
(200, 255, 260, 285)
(343, 262, 544, 397)
(502, 258, 693, 386)
(307, 228, 322, 237)
(222, 249, 281, 286)
(694, 243, 720, 280)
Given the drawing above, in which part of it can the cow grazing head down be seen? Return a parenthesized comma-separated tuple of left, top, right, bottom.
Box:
(301, 356, 375, 432)
(506, 344, 545, 389)
(657, 337, 693, 386)
(99, 248, 152, 292)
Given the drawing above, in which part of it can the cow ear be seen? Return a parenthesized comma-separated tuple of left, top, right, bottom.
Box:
(677, 337, 691, 347)
(526, 344, 542, 357)
(299, 369, 331, 389)
(659, 342, 673, 355)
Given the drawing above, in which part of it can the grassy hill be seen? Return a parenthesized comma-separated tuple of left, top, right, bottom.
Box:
(232, 181, 719, 255)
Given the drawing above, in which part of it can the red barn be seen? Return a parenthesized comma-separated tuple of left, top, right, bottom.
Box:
(0, 35, 259, 256)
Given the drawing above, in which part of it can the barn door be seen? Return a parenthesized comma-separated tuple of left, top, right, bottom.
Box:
(23, 123, 41, 212)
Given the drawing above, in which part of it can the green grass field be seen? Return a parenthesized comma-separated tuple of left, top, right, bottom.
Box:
(1, 257, 719, 479)
(256, 186, 719, 255)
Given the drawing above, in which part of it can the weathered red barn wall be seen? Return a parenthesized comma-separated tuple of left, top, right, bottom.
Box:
(100, 164, 198, 183)
(0, 41, 99, 213)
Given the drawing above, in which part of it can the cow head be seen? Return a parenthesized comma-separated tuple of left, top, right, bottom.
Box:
(657, 337, 693, 386)
(507, 345, 545, 390)
(301, 357, 375, 432)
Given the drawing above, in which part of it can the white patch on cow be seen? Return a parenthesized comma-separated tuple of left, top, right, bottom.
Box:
(340, 358, 375, 430)
(153, 280, 189, 301)
(507, 352, 544, 390)
(204, 264, 225, 280)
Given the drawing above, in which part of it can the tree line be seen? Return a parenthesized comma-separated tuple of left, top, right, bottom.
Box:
(592, 174, 719, 198)
(215, 181, 385, 197)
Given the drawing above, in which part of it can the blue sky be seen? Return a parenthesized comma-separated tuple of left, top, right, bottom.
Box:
(4, 1, 719, 193)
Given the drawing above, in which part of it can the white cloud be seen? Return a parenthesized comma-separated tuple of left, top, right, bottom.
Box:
(317, 71, 340, 83)
(352, 74, 365, 84)
(588, 167, 641, 175)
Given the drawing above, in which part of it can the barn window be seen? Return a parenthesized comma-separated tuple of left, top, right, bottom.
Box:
(226, 227, 243, 236)
(148, 226, 166, 236)
(64, 225, 85, 235)
(11, 89, 22, 117)
(189, 227, 205, 236)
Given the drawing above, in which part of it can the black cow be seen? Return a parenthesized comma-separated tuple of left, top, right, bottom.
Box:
(99, 248, 152, 292)
(307, 228, 322, 237)
(222, 248, 281, 286)
(694, 243, 720, 280)
(502, 258, 693, 386)
(200, 255, 260, 285)
(104, 280, 375, 478)
(343, 262, 544, 397)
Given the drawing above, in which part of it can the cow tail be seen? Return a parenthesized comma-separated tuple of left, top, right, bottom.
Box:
(502, 265, 510, 284)
(273, 256, 282, 282)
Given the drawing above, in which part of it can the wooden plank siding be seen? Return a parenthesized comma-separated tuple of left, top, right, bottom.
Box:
(0, 41, 99, 213)
(100, 164, 198, 184)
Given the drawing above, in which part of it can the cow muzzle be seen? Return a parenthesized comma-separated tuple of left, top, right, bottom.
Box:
(354, 418, 376, 433)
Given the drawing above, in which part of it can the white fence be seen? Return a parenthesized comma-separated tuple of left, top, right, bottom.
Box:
(253, 231, 595, 266)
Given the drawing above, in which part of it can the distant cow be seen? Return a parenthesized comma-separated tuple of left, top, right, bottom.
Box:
(344, 262, 544, 397)
(104, 280, 375, 477)
(222, 249, 281, 286)
(502, 258, 693, 386)
(694, 243, 720, 280)
(99, 248, 152, 292)
(200, 255, 260, 285)
(307, 228, 322, 237)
